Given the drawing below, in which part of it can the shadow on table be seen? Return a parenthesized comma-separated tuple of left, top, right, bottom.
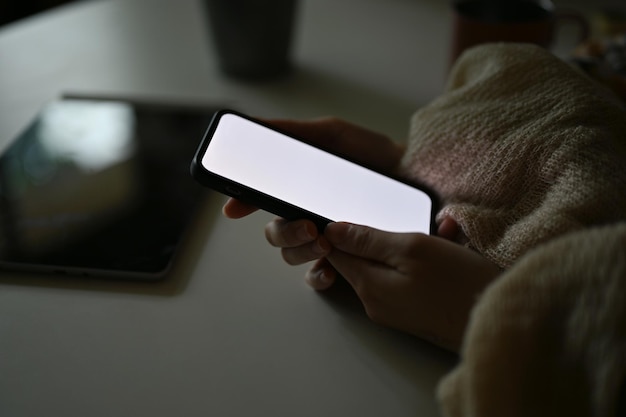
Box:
(317, 276, 459, 402)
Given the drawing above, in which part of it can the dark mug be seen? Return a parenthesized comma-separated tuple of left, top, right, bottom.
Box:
(450, 0, 589, 63)
(204, 0, 298, 80)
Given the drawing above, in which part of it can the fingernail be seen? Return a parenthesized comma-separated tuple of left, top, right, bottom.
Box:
(305, 267, 324, 287)
(309, 267, 331, 286)
(324, 222, 351, 244)
(318, 269, 331, 284)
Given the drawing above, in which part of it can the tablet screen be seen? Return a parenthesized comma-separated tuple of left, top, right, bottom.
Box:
(0, 98, 214, 279)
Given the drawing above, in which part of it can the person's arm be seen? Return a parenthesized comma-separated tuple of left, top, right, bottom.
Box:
(438, 223, 626, 415)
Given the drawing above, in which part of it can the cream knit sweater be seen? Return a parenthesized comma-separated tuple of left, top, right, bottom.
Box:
(400, 44, 626, 416)
(402, 43, 626, 269)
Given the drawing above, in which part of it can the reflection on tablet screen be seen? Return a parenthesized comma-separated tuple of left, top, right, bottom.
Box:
(0, 98, 215, 279)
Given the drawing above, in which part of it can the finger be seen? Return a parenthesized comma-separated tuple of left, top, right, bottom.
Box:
(264, 218, 319, 248)
(437, 216, 459, 241)
(304, 258, 337, 290)
(324, 222, 414, 265)
(325, 248, 392, 291)
(280, 236, 331, 265)
(222, 198, 258, 218)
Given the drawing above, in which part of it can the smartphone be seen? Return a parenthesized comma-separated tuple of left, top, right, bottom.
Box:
(191, 110, 437, 234)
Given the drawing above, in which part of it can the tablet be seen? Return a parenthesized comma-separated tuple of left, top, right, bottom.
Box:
(0, 97, 214, 280)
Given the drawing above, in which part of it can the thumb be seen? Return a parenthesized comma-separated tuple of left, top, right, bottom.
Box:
(323, 223, 396, 291)
(324, 222, 397, 264)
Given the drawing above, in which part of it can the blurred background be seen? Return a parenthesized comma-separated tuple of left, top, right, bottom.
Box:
(1, 0, 625, 141)
(2, 0, 625, 27)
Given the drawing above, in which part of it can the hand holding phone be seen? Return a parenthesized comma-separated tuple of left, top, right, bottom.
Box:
(191, 110, 437, 234)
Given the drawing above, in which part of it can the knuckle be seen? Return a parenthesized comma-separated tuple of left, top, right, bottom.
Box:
(281, 246, 317, 266)
(352, 226, 374, 255)
(281, 248, 300, 266)
(352, 284, 382, 322)
(264, 220, 281, 247)
(319, 116, 349, 138)
(328, 117, 350, 137)
(319, 115, 342, 126)
(362, 302, 386, 327)
(401, 233, 429, 256)
(265, 218, 303, 248)
(365, 309, 385, 326)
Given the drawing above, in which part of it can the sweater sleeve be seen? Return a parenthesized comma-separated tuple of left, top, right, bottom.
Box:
(437, 223, 626, 417)
(400, 43, 626, 269)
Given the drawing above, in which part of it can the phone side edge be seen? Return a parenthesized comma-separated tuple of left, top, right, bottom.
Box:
(190, 113, 331, 231)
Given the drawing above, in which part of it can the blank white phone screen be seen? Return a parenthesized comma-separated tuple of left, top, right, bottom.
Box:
(202, 113, 433, 234)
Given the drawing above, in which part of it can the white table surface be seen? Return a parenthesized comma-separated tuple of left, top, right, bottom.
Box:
(0, 1, 459, 416)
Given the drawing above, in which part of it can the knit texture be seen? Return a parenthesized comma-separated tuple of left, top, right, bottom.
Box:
(438, 223, 626, 417)
(400, 43, 626, 269)
(401, 43, 626, 416)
